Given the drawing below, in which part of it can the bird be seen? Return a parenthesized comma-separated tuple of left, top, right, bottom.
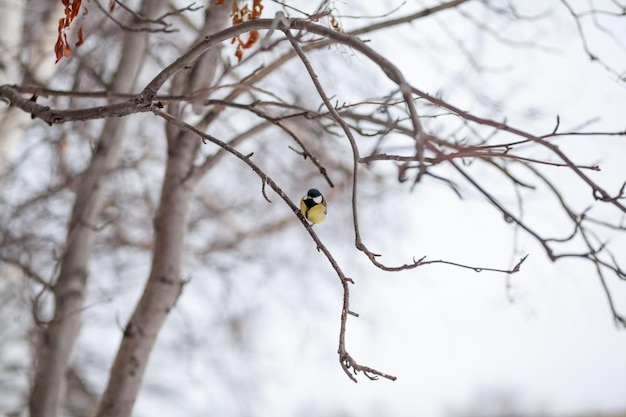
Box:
(300, 188, 327, 225)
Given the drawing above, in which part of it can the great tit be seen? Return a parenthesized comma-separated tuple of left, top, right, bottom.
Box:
(300, 188, 327, 224)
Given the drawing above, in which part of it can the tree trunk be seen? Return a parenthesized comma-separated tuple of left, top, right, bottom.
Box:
(94, 130, 198, 417)
(28, 3, 161, 417)
(95, 3, 233, 416)
(0, 1, 62, 176)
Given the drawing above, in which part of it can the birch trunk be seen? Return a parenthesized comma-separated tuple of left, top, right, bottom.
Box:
(0, 1, 63, 175)
(94, 130, 198, 417)
(95, 2, 233, 416)
(28, 3, 161, 417)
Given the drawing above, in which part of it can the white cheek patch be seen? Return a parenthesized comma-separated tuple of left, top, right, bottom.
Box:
(312, 195, 323, 204)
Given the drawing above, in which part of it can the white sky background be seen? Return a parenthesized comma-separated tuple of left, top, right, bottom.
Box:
(4, 0, 624, 416)
(251, 1, 626, 415)
(136, 1, 625, 416)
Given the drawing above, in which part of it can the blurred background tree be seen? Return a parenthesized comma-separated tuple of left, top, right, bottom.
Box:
(0, 1, 625, 416)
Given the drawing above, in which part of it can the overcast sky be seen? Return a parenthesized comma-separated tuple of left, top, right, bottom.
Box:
(4, 1, 624, 416)
(134, 1, 626, 415)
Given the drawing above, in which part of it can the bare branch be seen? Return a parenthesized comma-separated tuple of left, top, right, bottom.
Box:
(559, 0, 626, 81)
(93, 0, 201, 33)
(153, 106, 397, 382)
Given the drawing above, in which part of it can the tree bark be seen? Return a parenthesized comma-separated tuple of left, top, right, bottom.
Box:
(0, 1, 62, 175)
(28, 3, 161, 417)
(94, 127, 198, 417)
(0, 0, 24, 85)
(95, 2, 233, 416)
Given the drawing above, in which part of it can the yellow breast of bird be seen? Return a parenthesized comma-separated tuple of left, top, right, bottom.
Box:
(305, 203, 327, 224)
